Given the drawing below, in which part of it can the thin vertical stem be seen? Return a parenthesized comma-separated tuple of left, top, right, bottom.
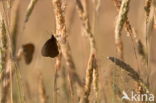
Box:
(53, 53, 62, 103)
(52, 0, 83, 99)
(75, 0, 98, 102)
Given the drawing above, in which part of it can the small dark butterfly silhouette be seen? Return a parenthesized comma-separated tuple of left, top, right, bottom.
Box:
(41, 35, 59, 58)
(22, 43, 35, 64)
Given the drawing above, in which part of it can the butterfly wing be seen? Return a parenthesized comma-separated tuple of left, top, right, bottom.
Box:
(22, 43, 35, 64)
(41, 35, 59, 58)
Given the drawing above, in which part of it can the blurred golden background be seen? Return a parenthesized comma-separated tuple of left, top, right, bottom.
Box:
(1, 0, 156, 103)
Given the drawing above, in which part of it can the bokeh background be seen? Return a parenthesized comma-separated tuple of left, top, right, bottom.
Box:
(1, 0, 156, 103)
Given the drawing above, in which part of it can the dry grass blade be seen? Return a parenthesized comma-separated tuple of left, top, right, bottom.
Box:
(108, 57, 140, 82)
(11, 0, 20, 57)
(115, 0, 131, 59)
(24, 0, 39, 23)
(52, 0, 83, 89)
(107, 57, 149, 91)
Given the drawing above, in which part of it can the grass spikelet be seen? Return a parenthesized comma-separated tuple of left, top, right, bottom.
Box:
(92, 63, 98, 101)
(24, 0, 39, 23)
(0, 13, 9, 103)
(0, 14, 7, 75)
(115, 0, 131, 59)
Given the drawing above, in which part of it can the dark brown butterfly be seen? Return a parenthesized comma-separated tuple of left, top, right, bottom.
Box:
(41, 35, 59, 58)
(22, 43, 35, 64)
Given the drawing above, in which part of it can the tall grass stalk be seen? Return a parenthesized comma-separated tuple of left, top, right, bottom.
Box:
(115, 0, 130, 59)
(75, 0, 98, 102)
(0, 12, 13, 103)
(0, 13, 8, 103)
(112, 0, 146, 63)
(52, 0, 83, 97)
(92, 0, 100, 101)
